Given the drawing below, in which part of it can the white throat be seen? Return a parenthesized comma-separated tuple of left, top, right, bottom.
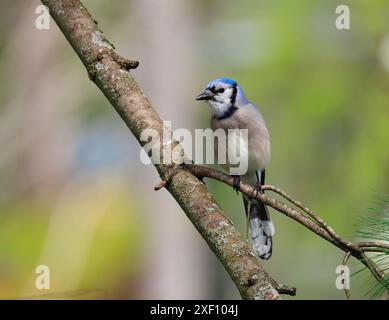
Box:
(207, 100, 232, 118)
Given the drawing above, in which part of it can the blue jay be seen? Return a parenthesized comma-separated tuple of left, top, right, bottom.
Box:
(196, 77, 274, 259)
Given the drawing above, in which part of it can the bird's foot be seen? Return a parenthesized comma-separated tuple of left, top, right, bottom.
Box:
(232, 175, 241, 195)
(251, 181, 263, 198)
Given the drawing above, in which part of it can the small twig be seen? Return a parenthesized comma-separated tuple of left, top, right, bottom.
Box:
(154, 179, 168, 191)
(359, 251, 387, 284)
(342, 251, 352, 299)
(154, 164, 184, 191)
(276, 284, 297, 296)
(356, 241, 389, 252)
(110, 51, 139, 70)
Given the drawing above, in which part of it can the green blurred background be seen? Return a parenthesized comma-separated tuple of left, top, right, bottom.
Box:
(0, 0, 388, 299)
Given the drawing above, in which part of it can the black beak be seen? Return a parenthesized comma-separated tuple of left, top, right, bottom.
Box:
(195, 90, 212, 101)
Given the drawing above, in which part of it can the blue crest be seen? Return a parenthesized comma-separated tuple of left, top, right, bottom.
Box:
(207, 77, 237, 89)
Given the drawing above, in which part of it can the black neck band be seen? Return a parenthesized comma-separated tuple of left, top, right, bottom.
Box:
(214, 106, 238, 120)
(230, 83, 238, 106)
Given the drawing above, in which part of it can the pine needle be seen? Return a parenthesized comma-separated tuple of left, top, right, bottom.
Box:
(353, 195, 389, 299)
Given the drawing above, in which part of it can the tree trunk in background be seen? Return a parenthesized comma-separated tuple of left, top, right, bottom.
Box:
(132, 0, 212, 299)
(0, 1, 78, 199)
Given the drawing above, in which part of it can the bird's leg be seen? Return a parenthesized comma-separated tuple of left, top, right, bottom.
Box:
(252, 171, 263, 198)
(232, 175, 241, 195)
(252, 181, 263, 198)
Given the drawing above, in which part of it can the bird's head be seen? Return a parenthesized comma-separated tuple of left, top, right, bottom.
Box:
(196, 78, 248, 119)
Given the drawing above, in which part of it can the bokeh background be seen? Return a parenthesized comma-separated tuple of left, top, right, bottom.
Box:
(0, 0, 388, 299)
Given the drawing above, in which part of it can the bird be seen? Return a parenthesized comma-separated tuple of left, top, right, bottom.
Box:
(196, 77, 274, 259)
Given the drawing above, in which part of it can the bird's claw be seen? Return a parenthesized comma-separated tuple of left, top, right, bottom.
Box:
(251, 181, 263, 198)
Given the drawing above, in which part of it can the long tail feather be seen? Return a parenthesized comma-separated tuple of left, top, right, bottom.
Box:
(243, 195, 274, 259)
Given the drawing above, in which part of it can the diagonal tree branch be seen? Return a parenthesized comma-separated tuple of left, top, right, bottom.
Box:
(42, 0, 286, 300)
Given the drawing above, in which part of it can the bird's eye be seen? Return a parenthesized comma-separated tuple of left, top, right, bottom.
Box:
(218, 88, 225, 93)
